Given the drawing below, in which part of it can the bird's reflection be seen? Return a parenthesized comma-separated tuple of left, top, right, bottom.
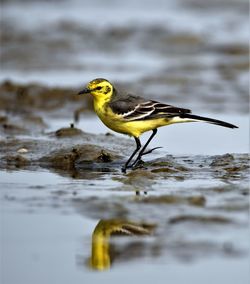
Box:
(89, 219, 156, 271)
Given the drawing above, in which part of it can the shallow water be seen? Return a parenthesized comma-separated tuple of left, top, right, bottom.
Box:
(1, 145, 249, 283)
(1, 158, 249, 283)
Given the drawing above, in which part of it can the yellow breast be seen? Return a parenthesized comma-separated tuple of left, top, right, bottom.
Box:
(93, 98, 169, 137)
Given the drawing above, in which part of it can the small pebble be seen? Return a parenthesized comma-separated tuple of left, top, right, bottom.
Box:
(17, 148, 28, 154)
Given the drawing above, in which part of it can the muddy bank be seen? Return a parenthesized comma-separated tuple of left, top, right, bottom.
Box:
(0, 80, 93, 123)
(0, 81, 249, 181)
(0, 47, 248, 279)
(0, 82, 248, 283)
(1, 129, 249, 181)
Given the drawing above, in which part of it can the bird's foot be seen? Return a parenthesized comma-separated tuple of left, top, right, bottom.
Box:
(131, 159, 145, 170)
(121, 159, 145, 173)
(129, 147, 162, 169)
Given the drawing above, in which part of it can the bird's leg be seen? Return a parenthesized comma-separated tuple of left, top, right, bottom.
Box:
(121, 137, 141, 173)
(131, 129, 158, 168)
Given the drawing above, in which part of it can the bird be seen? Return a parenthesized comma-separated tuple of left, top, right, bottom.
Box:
(78, 78, 238, 173)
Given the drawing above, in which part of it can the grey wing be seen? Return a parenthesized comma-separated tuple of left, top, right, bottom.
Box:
(122, 100, 192, 121)
(109, 94, 146, 115)
(109, 94, 191, 121)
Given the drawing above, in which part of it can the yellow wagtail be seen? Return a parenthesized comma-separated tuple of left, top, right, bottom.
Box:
(78, 78, 238, 173)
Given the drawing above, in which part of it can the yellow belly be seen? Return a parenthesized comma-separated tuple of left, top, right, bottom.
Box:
(112, 118, 168, 137)
(94, 101, 167, 137)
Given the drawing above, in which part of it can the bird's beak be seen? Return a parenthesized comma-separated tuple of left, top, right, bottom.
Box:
(78, 88, 90, 95)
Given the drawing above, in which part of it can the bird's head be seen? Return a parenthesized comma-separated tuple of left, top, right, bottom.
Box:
(78, 78, 113, 101)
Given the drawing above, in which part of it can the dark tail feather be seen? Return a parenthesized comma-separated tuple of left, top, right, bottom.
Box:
(180, 113, 238, 129)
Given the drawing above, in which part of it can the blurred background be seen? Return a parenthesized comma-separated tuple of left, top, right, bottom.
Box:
(1, 1, 249, 284)
(1, 0, 249, 114)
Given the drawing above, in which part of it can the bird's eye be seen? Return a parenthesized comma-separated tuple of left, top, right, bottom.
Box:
(96, 87, 102, 90)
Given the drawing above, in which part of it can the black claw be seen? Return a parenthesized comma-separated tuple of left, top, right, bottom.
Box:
(121, 166, 127, 173)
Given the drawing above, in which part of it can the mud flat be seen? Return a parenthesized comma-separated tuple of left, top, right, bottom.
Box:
(0, 80, 249, 284)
